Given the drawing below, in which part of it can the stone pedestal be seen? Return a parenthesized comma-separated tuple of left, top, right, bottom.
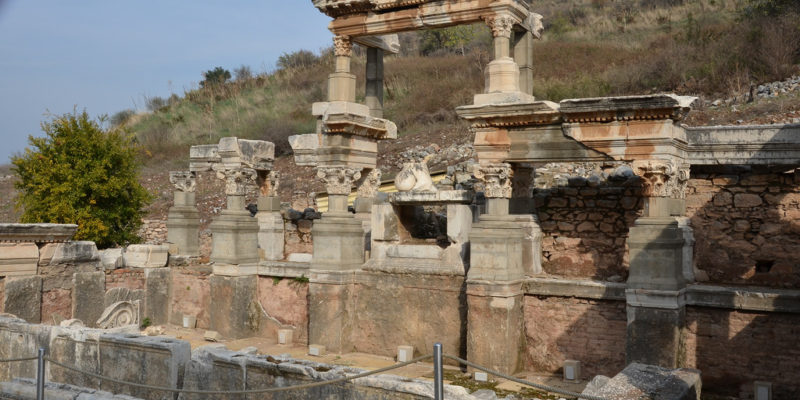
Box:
(625, 216, 687, 368)
(3, 276, 42, 323)
(308, 271, 354, 354)
(166, 191, 200, 256)
(467, 282, 525, 374)
(467, 206, 526, 374)
(312, 211, 365, 272)
(209, 274, 259, 339)
(257, 196, 284, 261)
(210, 196, 259, 265)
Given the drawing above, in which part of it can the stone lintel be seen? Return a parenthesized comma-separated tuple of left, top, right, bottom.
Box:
(313, 101, 397, 139)
(212, 263, 260, 277)
(308, 269, 357, 285)
(559, 94, 696, 123)
(466, 280, 524, 298)
(626, 288, 686, 310)
(388, 190, 473, 205)
(189, 144, 219, 172)
(324, 0, 530, 37)
(0, 224, 78, 243)
(523, 277, 626, 301)
(686, 123, 800, 165)
(352, 34, 400, 53)
(456, 100, 560, 128)
(686, 284, 800, 313)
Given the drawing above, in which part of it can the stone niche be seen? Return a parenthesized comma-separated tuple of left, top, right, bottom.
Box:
(367, 190, 474, 274)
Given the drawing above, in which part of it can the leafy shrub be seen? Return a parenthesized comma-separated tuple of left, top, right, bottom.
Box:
(200, 67, 231, 88)
(12, 110, 153, 248)
(110, 109, 135, 127)
(276, 50, 318, 70)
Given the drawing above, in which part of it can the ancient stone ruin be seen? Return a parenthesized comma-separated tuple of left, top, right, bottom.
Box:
(1, 1, 800, 399)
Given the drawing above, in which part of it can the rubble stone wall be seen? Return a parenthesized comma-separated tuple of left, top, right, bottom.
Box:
(684, 306, 800, 399)
(687, 166, 800, 288)
(533, 182, 643, 280)
(138, 219, 167, 244)
(523, 295, 627, 379)
(105, 268, 145, 291)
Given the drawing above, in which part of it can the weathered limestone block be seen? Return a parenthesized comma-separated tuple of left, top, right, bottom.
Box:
(627, 217, 685, 291)
(72, 272, 106, 328)
(123, 245, 169, 269)
(513, 214, 543, 276)
(257, 209, 284, 261)
(46, 241, 100, 267)
(0, 243, 38, 277)
(209, 275, 259, 339)
(2, 276, 42, 323)
(0, 315, 51, 381)
(308, 275, 354, 354)
(98, 248, 123, 270)
(144, 268, 171, 326)
(288, 133, 320, 166)
(468, 217, 524, 282)
(188, 144, 219, 172)
(312, 216, 365, 271)
(466, 282, 525, 375)
(167, 205, 200, 257)
(0, 223, 77, 243)
(98, 333, 191, 399)
(582, 362, 701, 400)
(371, 203, 398, 242)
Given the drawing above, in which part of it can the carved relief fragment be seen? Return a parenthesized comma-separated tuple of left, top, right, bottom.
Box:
(169, 171, 197, 193)
(474, 163, 514, 199)
(357, 169, 382, 197)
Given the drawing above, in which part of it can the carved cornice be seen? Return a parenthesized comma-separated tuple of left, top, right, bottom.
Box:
(560, 95, 697, 123)
(317, 166, 362, 195)
(474, 163, 514, 199)
(216, 167, 257, 196)
(169, 171, 197, 193)
(633, 159, 689, 198)
(333, 35, 353, 57)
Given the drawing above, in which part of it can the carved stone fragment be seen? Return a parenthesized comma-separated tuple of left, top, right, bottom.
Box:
(357, 169, 382, 198)
(216, 167, 257, 196)
(169, 171, 197, 193)
(474, 163, 514, 199)
(96, 300, 140, 329)
(316, 166, 362, 195)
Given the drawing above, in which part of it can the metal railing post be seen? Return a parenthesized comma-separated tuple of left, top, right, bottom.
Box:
(36, 348, 45, 400)
(433, 343, 443, 400)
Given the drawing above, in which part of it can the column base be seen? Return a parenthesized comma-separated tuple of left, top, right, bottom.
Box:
(468, 214, 524, 281)
(312, 213, 365, 271)
(466, 281, 525, 374)
(210, 210, 259, 265)
(166, 206, 200, 256)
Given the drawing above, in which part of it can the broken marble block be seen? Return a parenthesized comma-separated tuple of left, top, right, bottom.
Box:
(123, 244, 169, 268)
(582, 363, 701, 400)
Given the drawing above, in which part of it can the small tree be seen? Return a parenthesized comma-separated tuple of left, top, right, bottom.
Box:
(200, 67, 231, 88)
(12, 110, 153, 248)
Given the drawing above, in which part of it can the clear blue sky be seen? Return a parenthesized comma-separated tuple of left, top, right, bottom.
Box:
(0, 1, 332, 164)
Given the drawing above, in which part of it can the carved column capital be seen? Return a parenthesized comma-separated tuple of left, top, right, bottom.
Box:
(316, 166, 362, 196)
(169, 171, 196, 193)
(487, 14, 516, 38)
(333, 35, 353, 57)
(216, 167, 257, 196)
(357, 169, 382, 198)
(474, 163, 514, 199)
(257, 170, 280, 197)
(633, 160, 689, 199)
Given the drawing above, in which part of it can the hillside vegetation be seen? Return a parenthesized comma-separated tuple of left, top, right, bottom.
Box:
(117, 0, 799, 164)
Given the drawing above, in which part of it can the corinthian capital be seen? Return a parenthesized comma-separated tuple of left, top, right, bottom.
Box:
(633, 160, 689, 199)
(357, 169, 382, 198)
(169, 171, 196, 193)
(257, 170, 280, 197)
(216, 167, 257, 196)
(474, 163, 514, 199)
(487, 14, 516, 38)
(316, 166, 362, 196)
(333, 35, 353, 57)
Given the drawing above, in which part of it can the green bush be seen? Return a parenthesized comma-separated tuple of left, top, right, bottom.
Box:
(12, 110, 153, 248)
(200, 67, 231, 88)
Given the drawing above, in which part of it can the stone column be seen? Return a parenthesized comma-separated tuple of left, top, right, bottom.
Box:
(166, 171, 200, 256)
(309, 166, 363, 354)
(210, 167, 259, 265)
(256, 171, 284, 261)
(467, 162, 526, 374)
(510, 164, 543, 276)
(328, 35, 356, 103)
(513, 30, 534, 96)
(625, 160, 691, 368)
(365, 48, 384, 118)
